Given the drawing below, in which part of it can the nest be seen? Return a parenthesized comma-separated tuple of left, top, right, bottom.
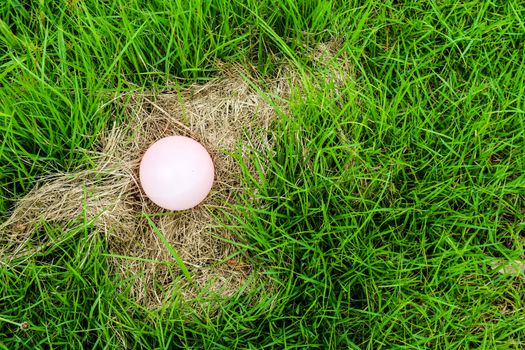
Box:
(0, 43, 350, 308)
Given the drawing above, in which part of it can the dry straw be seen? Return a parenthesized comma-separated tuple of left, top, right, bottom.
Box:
(0, 43, 350, 308)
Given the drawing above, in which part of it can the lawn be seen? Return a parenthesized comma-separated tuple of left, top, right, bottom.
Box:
(1, 1, 525, 349)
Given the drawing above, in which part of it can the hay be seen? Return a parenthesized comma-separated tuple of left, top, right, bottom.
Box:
(0, 43, 351, 308)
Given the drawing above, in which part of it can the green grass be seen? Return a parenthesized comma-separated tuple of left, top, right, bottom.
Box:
(1, 0, 525, 348)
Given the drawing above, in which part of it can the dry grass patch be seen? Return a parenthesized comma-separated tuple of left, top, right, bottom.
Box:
(0, 43, 351, 308)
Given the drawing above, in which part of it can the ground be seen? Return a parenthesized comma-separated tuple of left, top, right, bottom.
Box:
(1, 1, 525, 349)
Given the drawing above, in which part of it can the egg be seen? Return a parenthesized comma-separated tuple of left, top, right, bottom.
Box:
(139, 136, 214, 211)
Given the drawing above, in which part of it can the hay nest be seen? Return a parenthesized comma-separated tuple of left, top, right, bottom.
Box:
(0, 65, 294, 307)
(0, 42, 350, 308)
